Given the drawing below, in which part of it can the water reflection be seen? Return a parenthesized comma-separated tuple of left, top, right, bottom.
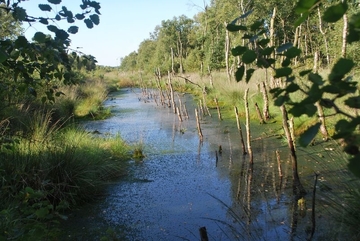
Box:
(63, 88, 347, 240)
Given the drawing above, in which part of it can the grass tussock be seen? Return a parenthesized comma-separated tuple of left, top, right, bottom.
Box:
(0, 72, 132, 239)
(0, 111, 131, 239)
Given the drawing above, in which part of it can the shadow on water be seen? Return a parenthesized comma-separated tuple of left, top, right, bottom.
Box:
(61, 88, 352, 240)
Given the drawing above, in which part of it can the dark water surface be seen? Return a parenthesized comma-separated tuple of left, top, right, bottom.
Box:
(62, 88, 347, 240)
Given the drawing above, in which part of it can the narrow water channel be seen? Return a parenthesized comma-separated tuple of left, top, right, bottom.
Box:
(62, 88, 349, 240)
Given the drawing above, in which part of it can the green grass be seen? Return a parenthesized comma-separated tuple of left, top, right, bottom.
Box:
(0, 74, 132, 240)
(0, 123, 131, 240)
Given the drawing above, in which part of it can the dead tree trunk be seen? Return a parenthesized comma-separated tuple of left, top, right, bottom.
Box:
(207, 66, 214, 88)
(342, 0, 348, 58)
(313, 51, 329, 141)
(280, 105, 306, 197)
(269, 7, 277, 88)
(255, 103, 265, 124)
(168, 71, 176, 113)
(195, 108, 203, 142)
(234, 106, 247, 155)
(202, 88, 212, 117)
(244, 88, 253, 164)
(224, 21, 231, 83)
(317, 6, 330, 65)
(260, 81, 270, 120)
(214, 97, 222, 121)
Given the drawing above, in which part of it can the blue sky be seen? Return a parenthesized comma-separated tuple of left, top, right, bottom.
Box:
(21, 0, 207, 66)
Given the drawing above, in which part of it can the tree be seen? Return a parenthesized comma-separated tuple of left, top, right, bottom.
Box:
(0, 0, 101, 104)
(227, 0, 360, 177)
(0, 4, 22, 40)
(119, 51, 138, 72)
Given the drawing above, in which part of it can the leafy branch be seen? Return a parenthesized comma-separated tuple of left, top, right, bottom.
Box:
(0, 0, 101, 103)
(227, 0, 360, 177)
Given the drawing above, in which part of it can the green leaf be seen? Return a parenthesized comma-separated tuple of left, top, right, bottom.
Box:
(47, 25, 59, 32)
(320, 98, 333, 108)
(226, 24, 247, 32)
(12, 7, 27, 21)
(246, 69, 255, 83)
(261, 47, 275, 56)
(274, 95, 289, 106)
(299, 69, 312, 76)
(68, 26, 79, 34)
(242, 50, 256, 64)
(348, 155, 360, 178)
(345, 96, 360, 109)
(39, 18, 48, 25)
(84, 18, 94, 29)
(55, 30, 69, 40)
(285, 47, 301, 58)
(323, 2, 348, 23)
(276, 43, 293, 53)
(258, 39, 270, 47)
(329, 58, 354, 82)
(55, 14, 61, 21)
(35, 207, 49, 219)
(0, 49, 9, 63)
(322, 85, 339, 94)
(275, 67, 292, 78)
(299, 122, 321, 147)
(347, 13, 360, 43)
(269, 87, 284, 98)
(235, 65, 245, 82)
(25, 187, 35, 194)
(48, 0, 61, 4)
(286, 83, 299, 93)
(231, 46, 247, 56)
(308, 73, 324, 85)
(15, 36, 28, 48)
(33, 32, 47, 43)
(295, 0, 318, 14)
(334, 119, 353, 138)
(67, 17, 75, 23)
(294, 12, 309, 27)
(250, 20, 263, 31)
(282, 58, 291, 67)
(39, 4, 52, 11)
(90, 14, 100, 25)
(75, 13, 85, 20)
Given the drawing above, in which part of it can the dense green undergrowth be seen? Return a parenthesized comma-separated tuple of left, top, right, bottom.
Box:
(0, 72, 133, 240)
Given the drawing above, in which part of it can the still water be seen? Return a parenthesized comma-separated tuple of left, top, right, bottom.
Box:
(63, 88, 347, 240)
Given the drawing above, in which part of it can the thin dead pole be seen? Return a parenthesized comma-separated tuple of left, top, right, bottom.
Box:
(207, 66, 214, 88)
(202, 87, 212, 117)
(195, 108, 203, 142)
(234, 106, 247, 155)
(260, 81, 271, 120)
(199, 227, 209, 241)
(168, 71, 176, 113)
(244, 88, 253, 163)
(176, 107, 183, 122)
(155, 68, 165, 106)
(176, 93, 188, 119)
(254, 103, 265, 124)
(214, 97, 222, 121)
(199, 100, 205, 117)
(275, 150, 283, 178)
(280, 104, 306, 197)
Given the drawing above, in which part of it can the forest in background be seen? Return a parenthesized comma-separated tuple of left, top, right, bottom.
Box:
(119, 0, 360, 76)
